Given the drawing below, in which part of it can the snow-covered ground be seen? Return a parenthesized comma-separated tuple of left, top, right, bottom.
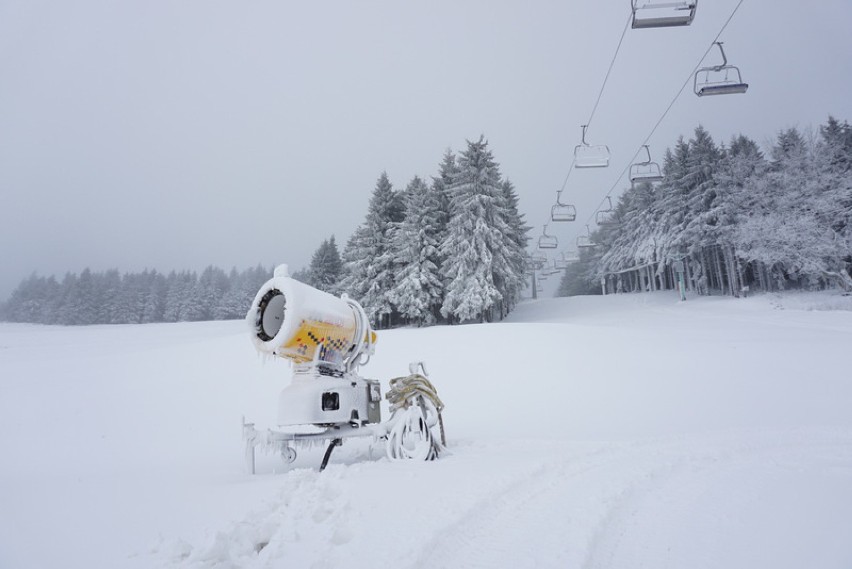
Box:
(1, 291, 851, 569)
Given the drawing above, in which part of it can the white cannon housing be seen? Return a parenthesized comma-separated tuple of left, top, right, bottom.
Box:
(247, 264, 375, 371)
(246, 264, 378, 427)
(278, 371, 382, 426)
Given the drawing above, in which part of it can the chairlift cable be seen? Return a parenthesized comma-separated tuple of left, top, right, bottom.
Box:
(581, 0, 746, 228)
(543, 10, 631, 229)
(586, 11, 633, 132)
(558, 157, 577, 194)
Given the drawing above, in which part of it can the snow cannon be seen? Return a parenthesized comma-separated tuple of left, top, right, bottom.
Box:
(242, 265, 447, 473)
(246, 264, 376, 372)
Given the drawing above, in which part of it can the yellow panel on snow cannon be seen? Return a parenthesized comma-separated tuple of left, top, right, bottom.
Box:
(246, 265, 376, 368)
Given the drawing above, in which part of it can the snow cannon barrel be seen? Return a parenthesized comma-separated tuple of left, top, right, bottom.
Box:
(246, 265, 376, 369)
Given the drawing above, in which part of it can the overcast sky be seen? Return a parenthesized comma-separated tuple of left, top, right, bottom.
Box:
(1, 0, 851, 300)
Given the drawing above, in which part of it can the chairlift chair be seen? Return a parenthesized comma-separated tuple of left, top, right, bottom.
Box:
(538, 224, 558, 249)
(694, 42, 748, 97)
(629, 145, 664, 184)
(544, 261, 561, 276)
(551, 190, 577, 222)
(554, 255, 569, 270)
(631, 0, 697, 29)
(577, 225, 596, 249)
(595, 197, 620, 227)
(574, 125, 610, 168)
(531, 252, 548, 270)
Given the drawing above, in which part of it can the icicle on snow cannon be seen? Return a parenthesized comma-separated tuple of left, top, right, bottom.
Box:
(242, 264, 446, 473)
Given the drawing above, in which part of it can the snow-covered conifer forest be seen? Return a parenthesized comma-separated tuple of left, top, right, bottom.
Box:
(0, 137, 531, 328)
(5, 118, 850, 326)
(558, 117, 852, 297)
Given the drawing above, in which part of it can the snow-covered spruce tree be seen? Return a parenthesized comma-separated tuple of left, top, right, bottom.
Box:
(816, 117, 852, 286)
(1, 273, 59, 323)
(713, 134, 769, 292)
(340, 225, 372, 304)
(340, 172, 405, 328)
(431, 149, 458, 244)
(163, 271, 193, 322)
(653, 138, 691, 258)
(94, 269, 123, 324)
(389, 176, 444, 326)
(440, 136, 517, 323)
(681, 126, 744, 295)
(141, 270, 168, 323)
(496, 179, 531, 313)
(195, 266, 229, 321)
(57, 268, 98, 325)
(308, 235, 344, 294)
(819, 116, 852, 174)
(429, 150, 458, 320)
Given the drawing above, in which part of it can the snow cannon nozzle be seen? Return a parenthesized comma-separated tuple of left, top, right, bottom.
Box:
(255, 288, 286, 342)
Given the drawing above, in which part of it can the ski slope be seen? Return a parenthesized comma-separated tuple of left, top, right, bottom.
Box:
(1, 291, 851, 569)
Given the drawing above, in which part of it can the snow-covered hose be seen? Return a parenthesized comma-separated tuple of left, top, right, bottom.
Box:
(385, 374, 446, 460)
(386, 403, 439, 461)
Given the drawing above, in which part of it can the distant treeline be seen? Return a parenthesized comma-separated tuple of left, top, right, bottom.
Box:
(0, 265, 273, 325)
(2, 136, 531, 328)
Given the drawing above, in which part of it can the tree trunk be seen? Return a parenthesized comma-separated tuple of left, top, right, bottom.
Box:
(684, 257, 693, 292)
(735, 250, 746, 294)
(713, 246, 726, 295)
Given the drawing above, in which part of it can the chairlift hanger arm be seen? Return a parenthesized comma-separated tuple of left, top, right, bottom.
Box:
(711, 41, 728, 71)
